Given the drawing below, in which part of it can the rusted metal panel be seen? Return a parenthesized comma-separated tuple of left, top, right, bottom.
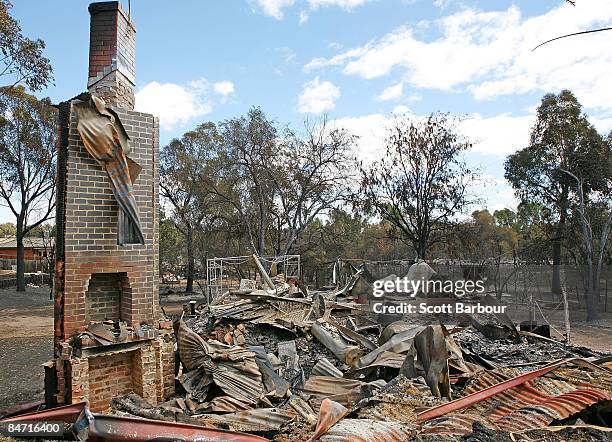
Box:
(417, 358, 610, 423)
(0, 402, 86, 425)
(311, 357, 344, 378)
(87, 413, 270, 442)
(495, 389, 609, 432)
(304, 376, 368, 398)
(0, 400, 45, 419)
(308, 399, 349, 441)
(177, 320, 265, 405)
(418, 358, 612, 435)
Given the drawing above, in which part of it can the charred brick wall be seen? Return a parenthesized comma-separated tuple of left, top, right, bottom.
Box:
(88, 351, 135, 412)
(85, 272, 126, 322)
(61, 107, 159, 338)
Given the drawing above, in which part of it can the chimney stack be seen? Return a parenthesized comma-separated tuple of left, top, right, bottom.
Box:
(87, 1, 136, 110)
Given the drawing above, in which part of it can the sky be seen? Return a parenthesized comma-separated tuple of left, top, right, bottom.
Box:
(4, 0, 612, 224)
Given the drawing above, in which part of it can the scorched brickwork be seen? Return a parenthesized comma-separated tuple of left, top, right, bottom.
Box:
(47, 1, 174, 412)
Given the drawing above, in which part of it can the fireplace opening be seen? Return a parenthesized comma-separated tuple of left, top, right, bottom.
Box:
(88, 350, 136, 412)
(85, 272, 131, 323)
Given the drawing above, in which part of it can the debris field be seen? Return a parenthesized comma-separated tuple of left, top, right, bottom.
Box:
(2, 261, 611, 441)
(117, 261, 612, 441)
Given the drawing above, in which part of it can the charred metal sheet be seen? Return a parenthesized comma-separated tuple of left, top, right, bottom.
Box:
(420, 414, 493, 436)
(421, 388, 610, 435)
(311, 321, 363, 366)
(311, 357, 343, 378)
(177, 320, 265, 405)
(289, 396, 317, 425)
(353, 351, 406, 373)
(357, 328, 420, 368)
(495, 389, 609, 432)
(250, 345, 290, 397)
(0, 400, 45, 419)
(86, 413, 270, 442)
(318, 418, 414, 441)
(304, 376, 368, 398)
(330, 320, 377, 351)
(196, 408, 297, 432)
(194, 396, 252, 414)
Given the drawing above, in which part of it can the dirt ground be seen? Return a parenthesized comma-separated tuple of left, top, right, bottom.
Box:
(502, 298, 612, 352)
(0, 286, 53, 410)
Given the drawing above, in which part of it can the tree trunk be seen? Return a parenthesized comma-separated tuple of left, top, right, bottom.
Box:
(585, 278, 600, 322)
(16, 220, 25, 292)
(416, 236, 427, 261)
(584, 260, 600, 322)
(551, 238, 562, 296)
(185, 225, 194, 294)
(258, 226, 265, 256)
(552, 192, 568, 297)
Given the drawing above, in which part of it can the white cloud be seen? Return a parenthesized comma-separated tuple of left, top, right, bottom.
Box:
(333, 111, 535, 161)
(298, 77, 341, 113)
(590, 116, 612, 135)
(461, 113, 533, 157)
(135, 78, 232, 130)
(213, 80, 235, 97)
(308, 0, 370, 10)
(333, 113, 388, 164)
(304, 47, 368, 71)
(252, 0, 295, 19)
(305, 1, 612, 111)
(253, 0, 371, 20)
(376, 82, 403, 101)
(433, 0, 453, 10)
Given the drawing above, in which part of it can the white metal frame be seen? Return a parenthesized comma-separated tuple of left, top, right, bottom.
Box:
(206, 254, 301, 303)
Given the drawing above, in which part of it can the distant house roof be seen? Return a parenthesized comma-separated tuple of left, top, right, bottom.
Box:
(0, 236, 53, 250)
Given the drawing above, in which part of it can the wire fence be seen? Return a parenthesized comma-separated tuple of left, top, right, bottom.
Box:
(304, 259, 611, 312)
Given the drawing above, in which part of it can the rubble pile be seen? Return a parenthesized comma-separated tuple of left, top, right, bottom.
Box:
(106, 262, 612, 441)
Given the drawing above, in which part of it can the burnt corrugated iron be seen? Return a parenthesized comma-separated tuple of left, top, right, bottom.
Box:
(177, 320, 265, 405)
(196, 407, 297, 432)
(419, 358, 612, 435)
(311, 358, 343, 378)
(318, 418, 415, 441)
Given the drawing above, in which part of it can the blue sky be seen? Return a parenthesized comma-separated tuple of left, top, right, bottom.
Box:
(4, 0, 612, 223)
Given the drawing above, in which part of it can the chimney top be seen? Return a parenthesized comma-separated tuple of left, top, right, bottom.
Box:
(87, 1, 136, 110)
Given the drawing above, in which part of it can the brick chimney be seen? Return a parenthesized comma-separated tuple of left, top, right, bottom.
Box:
(87, 1, 136, 110)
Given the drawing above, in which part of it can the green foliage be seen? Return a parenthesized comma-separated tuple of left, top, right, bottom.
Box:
(0, 0, 52, 92)
(505, 90, 607, 213)
(448, 209, 517, 262)
(159, 209, 184, 279)
(0, 221, 14, 236)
